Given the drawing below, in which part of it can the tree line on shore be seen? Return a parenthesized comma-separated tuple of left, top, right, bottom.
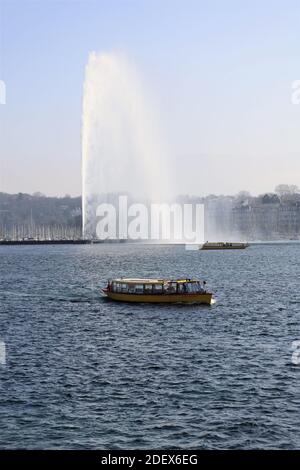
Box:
(0, 184, 299, 240)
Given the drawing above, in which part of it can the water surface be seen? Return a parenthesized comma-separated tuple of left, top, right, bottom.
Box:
(0, 243, 299, 449)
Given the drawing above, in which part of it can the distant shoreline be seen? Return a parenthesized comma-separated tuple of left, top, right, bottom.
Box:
(0, 239, 92, 245)
(0, 239, 299, 246)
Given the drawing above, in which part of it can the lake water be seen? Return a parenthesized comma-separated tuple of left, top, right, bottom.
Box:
(0, 243, 300, 449)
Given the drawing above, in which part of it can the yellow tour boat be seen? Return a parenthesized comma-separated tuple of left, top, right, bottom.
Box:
(102, 278, 213, 305)
(200, 242, 249, 250)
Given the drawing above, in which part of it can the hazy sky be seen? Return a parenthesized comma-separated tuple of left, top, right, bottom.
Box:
(0, 0, 300, 197)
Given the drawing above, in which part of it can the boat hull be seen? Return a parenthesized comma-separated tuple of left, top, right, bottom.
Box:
(104, 291, 213, 304)
(201, 243, 249, 250)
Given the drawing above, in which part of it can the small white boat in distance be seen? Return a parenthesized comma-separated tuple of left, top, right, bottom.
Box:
(200, 242, 249, 250)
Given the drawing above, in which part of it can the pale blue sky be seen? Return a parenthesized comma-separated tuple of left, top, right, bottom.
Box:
(0, 0, 300, 196)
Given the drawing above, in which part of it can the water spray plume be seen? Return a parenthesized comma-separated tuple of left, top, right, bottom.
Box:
(82, 51, 171, 238)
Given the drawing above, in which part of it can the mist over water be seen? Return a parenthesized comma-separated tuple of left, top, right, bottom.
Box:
(82, 52, 171, 238)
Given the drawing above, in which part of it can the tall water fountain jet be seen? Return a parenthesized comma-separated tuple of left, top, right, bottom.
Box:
(82, 51, 171, 238)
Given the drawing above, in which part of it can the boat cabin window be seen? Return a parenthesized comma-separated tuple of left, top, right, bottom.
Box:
(111, 282, 128, 293)
(144, 284, 153, 293)
(197, 282, 203, 292)
(178, 283, 184, 293)
(153, 284, 163, 293)
(134, 284, 144, 294)
(111, 282, 119, 292)
(166, 282, 177, 293)
(186, 283, 194, 293)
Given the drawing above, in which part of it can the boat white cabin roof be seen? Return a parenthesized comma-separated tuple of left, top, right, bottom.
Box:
(111, 278, 200, 285)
